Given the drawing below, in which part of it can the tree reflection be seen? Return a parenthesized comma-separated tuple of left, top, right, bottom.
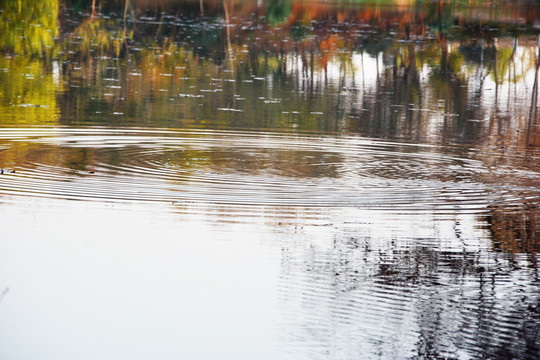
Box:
(1, 1, 538, 150)
(265, 0, 292, 25)
(1, 0, 539, 245)
(2, 1, 537, 167)
(0, 0, 58, 57)
(276, 219, 540, 358)
(0, 57, 60, 124)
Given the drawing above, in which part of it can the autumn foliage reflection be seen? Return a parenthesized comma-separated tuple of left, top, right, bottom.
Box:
(0, 0, 539, 254)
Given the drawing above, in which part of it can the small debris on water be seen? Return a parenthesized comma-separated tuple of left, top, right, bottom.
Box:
(0, 287, 9, 303)
(178, 93, 204, 98)
(217, 108, 243, 112)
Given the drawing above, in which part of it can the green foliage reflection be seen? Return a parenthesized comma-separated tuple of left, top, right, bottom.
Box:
(265, 0, 292, 25)
(0, 0, 59, 57)
(68, 17, 130, 58)
(0, 57, 60, 123)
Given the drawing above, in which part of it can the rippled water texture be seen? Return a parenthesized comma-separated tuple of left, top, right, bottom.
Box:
(1, 1, 540, 359)
(0, 127, 538, 211)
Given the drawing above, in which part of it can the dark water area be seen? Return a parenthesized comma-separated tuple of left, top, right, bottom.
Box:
(0, 1, 540, 359)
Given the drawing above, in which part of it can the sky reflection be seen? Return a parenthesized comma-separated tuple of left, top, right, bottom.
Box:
(1, 196, 538, 359)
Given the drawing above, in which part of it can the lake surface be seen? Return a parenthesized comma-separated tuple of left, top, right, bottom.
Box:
(0, 1, 539, 359)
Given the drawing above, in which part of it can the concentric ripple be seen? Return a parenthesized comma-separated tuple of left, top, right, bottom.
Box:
(0, 127, 538, 211)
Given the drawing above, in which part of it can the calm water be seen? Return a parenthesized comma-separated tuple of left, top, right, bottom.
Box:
(0, 1, 539, 359)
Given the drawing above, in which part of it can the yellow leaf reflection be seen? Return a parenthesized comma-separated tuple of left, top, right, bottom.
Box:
(0, 56, 60, 124)
(0, 0, 58, 57)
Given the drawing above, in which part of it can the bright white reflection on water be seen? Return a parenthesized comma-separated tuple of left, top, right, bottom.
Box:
(2, 192, 535, 359)
(0, 197, 285, 360)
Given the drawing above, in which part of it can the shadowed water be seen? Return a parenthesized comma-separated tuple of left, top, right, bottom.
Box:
(0, 1, 539, 359)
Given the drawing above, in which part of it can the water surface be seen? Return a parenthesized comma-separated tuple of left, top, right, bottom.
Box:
(0, 1, 539, 359)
